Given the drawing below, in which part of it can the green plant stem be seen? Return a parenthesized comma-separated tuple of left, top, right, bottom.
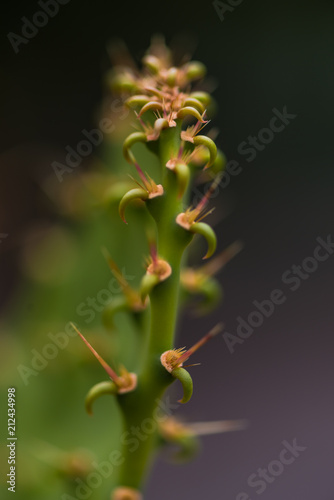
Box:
(115, 122, 194, 493)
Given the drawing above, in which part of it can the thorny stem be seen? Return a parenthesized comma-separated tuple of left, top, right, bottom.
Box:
(117, 84, 217, 494)
(76, 39, 241, 499)
(117, 123, 193, 492)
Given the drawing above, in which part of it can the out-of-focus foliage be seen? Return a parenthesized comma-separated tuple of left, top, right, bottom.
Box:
(0, 108, 154, 499)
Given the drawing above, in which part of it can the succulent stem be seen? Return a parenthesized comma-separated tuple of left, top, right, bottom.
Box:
(72, 39, 241, 499)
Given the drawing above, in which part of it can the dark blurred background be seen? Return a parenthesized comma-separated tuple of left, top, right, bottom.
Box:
(1, 0, 334, 499)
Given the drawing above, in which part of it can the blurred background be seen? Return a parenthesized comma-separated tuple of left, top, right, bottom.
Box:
(1, 0, 334, 499)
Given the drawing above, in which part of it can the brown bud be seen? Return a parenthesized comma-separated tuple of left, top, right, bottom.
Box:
(112, 486, 143, 500)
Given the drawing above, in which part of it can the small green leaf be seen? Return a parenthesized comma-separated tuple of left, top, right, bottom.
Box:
(183, 97, 205, 113)
(171, 367, 193, 404)
(189, 91, 211, 107)
(193, 135, 218, 170)
(85, 381, 118, 416)
(177, 106, 205, 123)
(173, 162, 190, 199)
(125, 95, 151, 109)
(139, 273, 160, 303)
(119, 188, 148, 224)
(123, 132, 147, 163)
(183, 61, 207, 81)
(191, 222, 217, 259)
(138, 101, 164, 117)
